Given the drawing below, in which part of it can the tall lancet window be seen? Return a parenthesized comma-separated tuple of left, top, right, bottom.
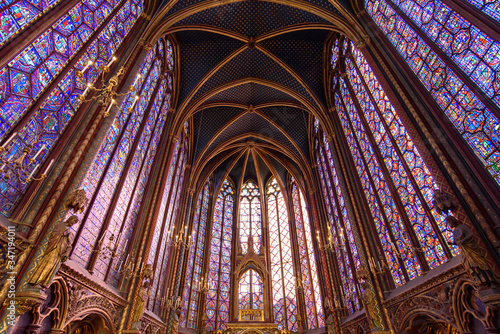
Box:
(330, 35, 458, 288)
(314, 123, 361, 314)
(267, 177, 297, 331)
(238, 269, 264, 317)
(290, 178, 324, 329)
(239, 180, 262, 254)
(181, 179, 212, 329)
(0, 0, 143, 216)
(206, 178, 234, 331)
(148, 124, 189, 316)
(67, 38, 174, 289)
(366, 0, 500, 184)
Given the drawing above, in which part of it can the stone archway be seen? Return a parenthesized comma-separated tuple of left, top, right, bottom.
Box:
(403, 313, 459, 334)
(64, 312, 113, 334)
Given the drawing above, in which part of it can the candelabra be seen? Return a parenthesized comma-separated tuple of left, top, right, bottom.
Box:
(171, 224, 193, 249)
(117, 256, 149, 280)
(0, 133, 54, 184)
(389, 234, 426, 260)
(92, 230, 127, 260)
(316, 226, 345, 252)
(367, 256, 386, 275)
(194, 277, 209, 293)
(77, 56, 142, 117)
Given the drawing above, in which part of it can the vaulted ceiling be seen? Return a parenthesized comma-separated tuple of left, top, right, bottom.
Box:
(144, 0, 364, 193)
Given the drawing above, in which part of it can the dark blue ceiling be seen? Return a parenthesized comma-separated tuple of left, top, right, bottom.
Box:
(160, 0, 351, 180)
(204, 83, 298, 105)
(171, 1, 332, 36)
(176, 30, 245, 106)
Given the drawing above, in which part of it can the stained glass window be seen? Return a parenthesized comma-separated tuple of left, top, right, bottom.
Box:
(290, 178, 324, 328)
(315, 136, 361, 314)
(181, 180, 211, 329)
(206, 178, 234, 331)
(328, 35, 457, 288)
(149, 137, 188, 315)
(147, 138, 180, 311)
(0, 0, 144, 216)
(267, 177, 297, 331)
(239, 180, 262, 254)
(463, 0, 499, 21)
(238, 269, 264, 319)
(366, 0, 500, 185)
(67, 39, 175, 290)
(1, 0, 63, 46)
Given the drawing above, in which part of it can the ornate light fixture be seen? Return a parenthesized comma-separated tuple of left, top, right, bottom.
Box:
(92, 230, 127, 260)
(316, 225, 345, 252)
(0, 133, 54, 184)
(77, 57, 142, 117)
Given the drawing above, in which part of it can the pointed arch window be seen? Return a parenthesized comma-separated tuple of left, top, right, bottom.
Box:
(290, 178, 324, 328)
(66, 38, 176, 291)
(238, 269, 264, 315)
(181, 179, 212, 329)
(366, 0, 500, 184)
(0, 0, 143, 216)
(148, 130, 189, 315)
(328, 35, 458, 289)
(206, 178, 234, 331)
(239, 180, 262, 254)
(267, 177, 297, 331)
(314, 125, 361, 314)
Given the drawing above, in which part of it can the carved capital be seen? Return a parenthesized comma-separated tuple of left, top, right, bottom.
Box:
(432, 189, 458, 214)
(140, 12, 152, 21)
(140, 39, 153, 51)
(66, 189, 89, 213)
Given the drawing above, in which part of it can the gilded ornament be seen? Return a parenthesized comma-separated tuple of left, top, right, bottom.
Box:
(28, 216, 78, 289)
(131, 281, 150, 329)
(356, 267, 384, 331)
(66, 189, 89, 214)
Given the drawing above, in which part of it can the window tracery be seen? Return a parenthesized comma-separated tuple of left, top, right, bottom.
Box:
(181, 180, 211, 329)
(238, 269, 264, 313)
(366, 0, 500, 184)
(326, 35, 457, 291)
(290, 178, 324, 329)
(267, 177, 297, 331)
(239, 180, 262, 254)
(206, 178, 234, 331)
(0, 0, 143, 216)
(65, 39, 177, 294)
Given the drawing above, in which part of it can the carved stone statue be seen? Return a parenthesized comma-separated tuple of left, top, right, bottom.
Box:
(131, 281, 150, 329)
(28, 216, 78, 289)
(356, 268, 384, 331)
(172, 296, 182, 334)
(326, 313, 335, 334)
(447, 216, 497, 288)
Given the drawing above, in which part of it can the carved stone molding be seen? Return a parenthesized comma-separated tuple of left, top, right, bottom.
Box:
(59, 262, 127, 307)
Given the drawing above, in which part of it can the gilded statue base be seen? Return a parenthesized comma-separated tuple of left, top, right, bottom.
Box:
(7, 289, 47, 316)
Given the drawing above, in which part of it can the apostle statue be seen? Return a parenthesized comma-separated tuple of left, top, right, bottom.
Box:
(28, 216, 78, 289)
(131, 281, 150, 329)
(356, 267, 384, 331)
(447, 216, 497, 289)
